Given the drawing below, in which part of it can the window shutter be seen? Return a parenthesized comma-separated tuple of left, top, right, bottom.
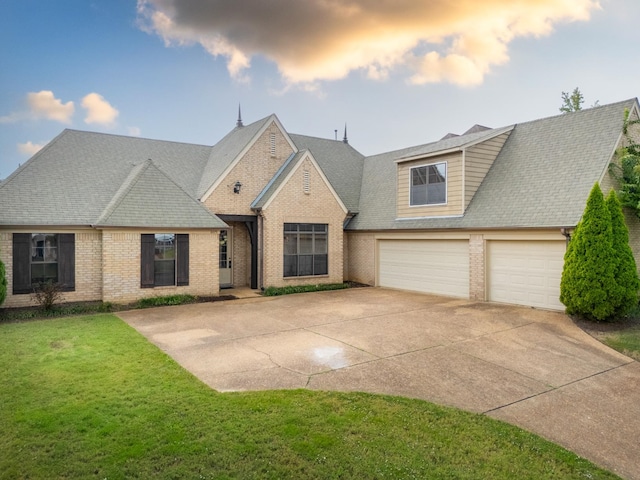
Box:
(58, 234, 75, 291)
(140, 234, 155, 288)
(176, 234, 189, 286)
(12, 233, 31, 294)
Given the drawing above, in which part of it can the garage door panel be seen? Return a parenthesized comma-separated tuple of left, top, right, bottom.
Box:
(488, 240, 565, 311)
(379, 240, 469, 298)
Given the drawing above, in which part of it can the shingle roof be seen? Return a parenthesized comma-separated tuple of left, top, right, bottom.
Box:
(0, 129, 218, 227)
(289, 134, 365, 212)
(251, 151, 301, 209)
(197, 115, 274, 198)
(95, 159, 226, 228)
(348, 99, 637, 231)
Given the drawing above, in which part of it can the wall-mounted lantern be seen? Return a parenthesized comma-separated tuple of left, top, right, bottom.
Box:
(233, 181, 242, 194)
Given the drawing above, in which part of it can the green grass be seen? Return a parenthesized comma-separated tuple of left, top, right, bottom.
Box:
(601, 326, 640, 360)
(0, 315, 620, 479)
(263, 282, 350, 296)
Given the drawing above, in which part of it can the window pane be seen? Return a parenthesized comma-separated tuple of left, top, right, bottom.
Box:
(284, 223, 297, 232)
(313, 224, 326, 232)
(314, 254, 328, 275)
(283, 255, 297, 277)
(299, 233, 313, 254)
(428, 183, 446, 204)
(428, 164, 445, 184)
(299, 224, 313, 232)
(411, 185, 427, 205)
(412, 167, 427, 186)
(31, 263, 58, 284)
(154, 260, 175, 286)
(314, 235, 327, 254)
(284, 233, 298, 255)
(298, 255, 313, 276)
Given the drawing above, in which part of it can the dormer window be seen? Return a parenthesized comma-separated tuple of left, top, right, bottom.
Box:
(410, 162, 447, 206)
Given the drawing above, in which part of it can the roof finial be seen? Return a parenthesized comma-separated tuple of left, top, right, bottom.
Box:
(236, 104, 243, 128)
(342, 123, 348, 144)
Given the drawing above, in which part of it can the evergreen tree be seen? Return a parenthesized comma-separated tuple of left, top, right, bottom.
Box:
(560, 183, 617, 320)
(605, 189, 639, 316)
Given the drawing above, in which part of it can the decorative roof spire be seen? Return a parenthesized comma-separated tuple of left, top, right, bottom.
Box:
(236, 104, 243, 128)
(342, 123, 348, 144)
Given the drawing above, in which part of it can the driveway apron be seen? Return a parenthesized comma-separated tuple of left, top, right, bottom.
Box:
(118, 288, 640, 480)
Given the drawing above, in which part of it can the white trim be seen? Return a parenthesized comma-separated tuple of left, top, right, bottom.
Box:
(408, 161, 448, 207)
(395, 126, 514, 163)
(261, 151, 349, 214)
(201, 115, 299, 202)
(395, 214, 464, 221)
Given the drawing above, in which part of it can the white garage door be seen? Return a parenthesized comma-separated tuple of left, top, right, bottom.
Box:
(378, 240, 469, 298)
(487, 240, 565, 310)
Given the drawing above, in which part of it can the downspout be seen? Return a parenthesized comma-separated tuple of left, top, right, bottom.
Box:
(255, 208, 264, 290)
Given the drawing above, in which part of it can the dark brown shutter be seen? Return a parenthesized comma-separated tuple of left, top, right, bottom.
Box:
(176, 234, 189, 286)
(141, 234, 155, 288)
(58, 234, 75, 291)
(12, 233, 31, 294)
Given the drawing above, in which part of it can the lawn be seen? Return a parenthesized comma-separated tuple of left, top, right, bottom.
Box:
(0, 315, 620, 479)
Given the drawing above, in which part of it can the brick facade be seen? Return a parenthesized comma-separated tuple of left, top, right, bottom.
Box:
(261, 156, 347, 288)
(102, 230, 219, 303)
(468, 234, 485, 301)
(345, 232, 375, 286)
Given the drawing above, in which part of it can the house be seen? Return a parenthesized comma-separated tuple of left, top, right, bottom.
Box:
(1, 99, 639, 311)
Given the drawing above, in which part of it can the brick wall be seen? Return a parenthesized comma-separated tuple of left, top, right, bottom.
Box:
(261, 156, 347, 288)
(0, 230, 102, 308)
(468, 234, 485, 301)
(203, 123, 294, 216)
(344, 232, 375, 285)
(102, 230, 219, 304)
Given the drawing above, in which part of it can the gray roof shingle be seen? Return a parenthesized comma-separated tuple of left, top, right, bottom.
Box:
(289, 134, 365, 212)
(348, 99, 637, 231)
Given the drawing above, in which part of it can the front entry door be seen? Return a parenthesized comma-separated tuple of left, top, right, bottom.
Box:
(219, 229, 232, 287)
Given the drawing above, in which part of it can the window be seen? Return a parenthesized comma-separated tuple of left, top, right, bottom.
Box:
(141, 234, 189, 288)
(12, 233, 75, 294)
(410, 162, 447, 206)
(283, 224, 328, 277)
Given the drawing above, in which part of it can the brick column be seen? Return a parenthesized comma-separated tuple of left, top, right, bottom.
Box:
(469, 234, 485, 301)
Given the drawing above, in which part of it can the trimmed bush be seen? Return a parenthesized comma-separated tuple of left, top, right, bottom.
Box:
(560, 183, 617, 320)
(606, 189, 640, 316)
(0, 259, 6, 306)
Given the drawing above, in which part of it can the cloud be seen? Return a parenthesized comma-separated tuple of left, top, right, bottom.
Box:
(81, 93, 119, 126)
(1, 91, 74, 124)
(17, 141, 44, 156)
(136, 0, 599, 87)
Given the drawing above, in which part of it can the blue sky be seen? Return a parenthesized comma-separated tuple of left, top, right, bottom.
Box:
(2, 0, 640, 179)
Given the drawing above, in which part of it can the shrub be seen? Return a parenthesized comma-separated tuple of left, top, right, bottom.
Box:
(0, 259, 6, 307)
(135, 294, 196, 308)
(263, 283, 350, 296)
(560, 183, 617, 320)
(606, 189, 640, 316)
(31, 281, 65, 311)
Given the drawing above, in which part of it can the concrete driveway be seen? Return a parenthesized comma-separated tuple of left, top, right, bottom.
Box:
(118, 288, 640, 479)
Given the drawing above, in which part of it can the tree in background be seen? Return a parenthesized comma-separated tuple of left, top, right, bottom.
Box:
(560, 183, 617, 320)
(0, 259, 6, 307)
(609, 108, 640, 218)
(559, 87, 599, 114)
(560, 87, 584, 113)
(605, 189, 640, 316)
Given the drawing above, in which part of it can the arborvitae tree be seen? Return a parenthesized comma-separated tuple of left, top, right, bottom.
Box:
(0, 259, 6, 307)
(560, 183, 617, 320)
(605, 189, 639, 316)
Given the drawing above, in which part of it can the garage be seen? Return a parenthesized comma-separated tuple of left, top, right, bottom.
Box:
(378, 239, 469, 297)
(487, 240, 566, 311)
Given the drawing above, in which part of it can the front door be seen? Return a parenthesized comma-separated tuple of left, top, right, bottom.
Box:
(219, 229, 232, 287)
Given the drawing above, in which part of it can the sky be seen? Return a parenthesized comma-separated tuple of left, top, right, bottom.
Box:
(2, 0, 640, 179)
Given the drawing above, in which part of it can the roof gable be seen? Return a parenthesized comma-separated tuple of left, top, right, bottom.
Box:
(95, 159, 226, 229)
(252, 150, 348, 214)
(198, 114, 298, 200)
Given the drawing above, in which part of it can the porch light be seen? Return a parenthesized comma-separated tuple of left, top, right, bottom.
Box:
(233, 181, 242, 194)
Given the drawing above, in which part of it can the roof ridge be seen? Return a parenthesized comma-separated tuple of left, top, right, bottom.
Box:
(94, 159, 153, 225)
(62, 128, 213, 148)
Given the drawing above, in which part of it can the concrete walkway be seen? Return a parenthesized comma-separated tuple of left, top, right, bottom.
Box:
(118, 288, 640, 479)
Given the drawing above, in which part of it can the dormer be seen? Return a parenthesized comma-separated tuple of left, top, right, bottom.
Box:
(395, 126, 513, 219)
